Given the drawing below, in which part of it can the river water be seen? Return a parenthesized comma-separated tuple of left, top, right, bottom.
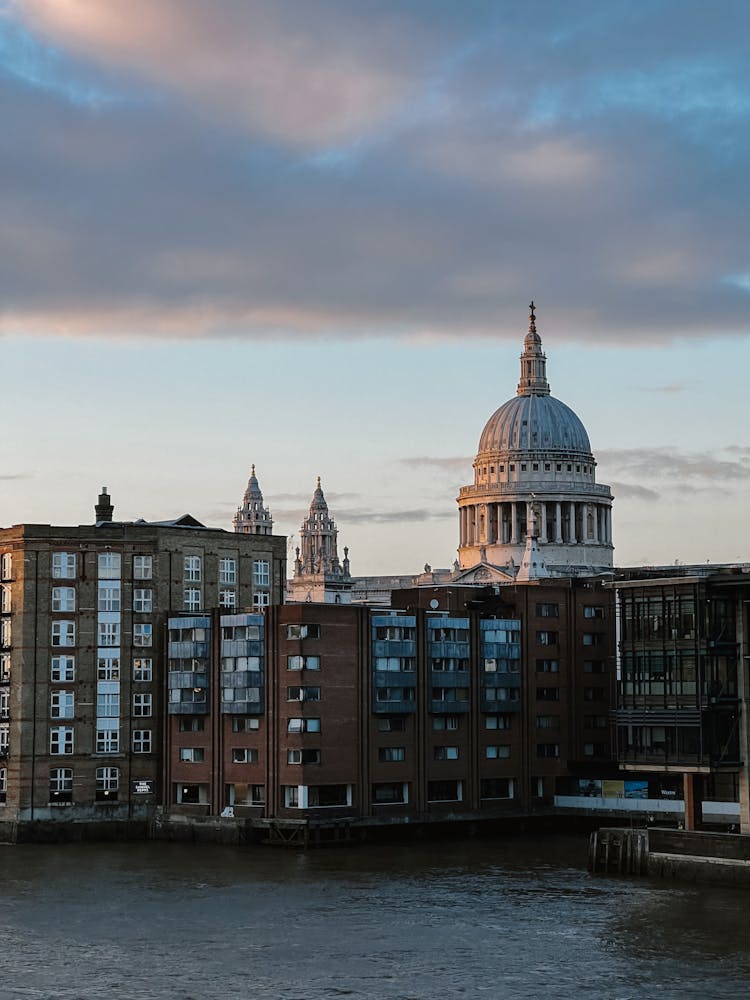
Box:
(1, 834, 749, 1000)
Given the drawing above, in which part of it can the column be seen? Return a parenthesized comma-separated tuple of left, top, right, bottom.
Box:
(592, 504, 599, 543)
(540, 502, 547, 542)
(569, 501, 576, 543)
(555, 502, 563, 544)
(511, 503, 518, 544)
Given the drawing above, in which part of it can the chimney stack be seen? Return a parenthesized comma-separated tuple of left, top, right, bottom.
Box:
(95, 487, 114, 523)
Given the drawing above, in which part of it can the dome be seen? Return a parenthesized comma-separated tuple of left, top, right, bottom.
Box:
(478, 393, 592, 457)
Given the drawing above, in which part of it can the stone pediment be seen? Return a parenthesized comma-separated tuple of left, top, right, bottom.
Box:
(451, 562, 515, 585)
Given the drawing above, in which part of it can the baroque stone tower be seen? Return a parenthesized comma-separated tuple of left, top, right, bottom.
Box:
(287, 478, 353, 604)
(233, 465, 273, 535)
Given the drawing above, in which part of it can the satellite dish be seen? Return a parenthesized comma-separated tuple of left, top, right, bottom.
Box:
(429, 598, 439, 609)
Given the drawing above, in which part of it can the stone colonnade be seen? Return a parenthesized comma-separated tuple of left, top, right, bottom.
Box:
(459, 499, 612, 547)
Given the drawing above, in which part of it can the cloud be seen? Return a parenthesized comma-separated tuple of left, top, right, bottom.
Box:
(2, 1, 750, 343)
(609, 481, 660, 502)
(335, 506, 454, 525)
(600, 446, 750, 482)
(639, 383, 688, 393)
(0, 472, 34, 481)
(400, 456, 473, 473)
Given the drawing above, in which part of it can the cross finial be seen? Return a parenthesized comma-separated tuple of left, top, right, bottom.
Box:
(316, 475, 321, 488)
(529, 300, 536, 333)
(251, 463, 255, 476)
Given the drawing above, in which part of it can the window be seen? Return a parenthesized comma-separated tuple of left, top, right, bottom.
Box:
(584, 606, 605, 619)
(583, 633, 604, 647)
(50, 691, 74, 719)
(52, 621, 75, 647)
(0, 723, 8, 754)
(98, 582, 121, 613)
(427, 780, 462, 802)
(485, 745, 511, 759)
(375, 687, 415, 703)
(375, 624, 415, 641)
(537, 687, 560, 701)
(132, 730, 152, 753)
(584, 715, 608, 730)
(0, 654, 9, 682)
(377, 717, 406, 733)
(0, 767, 6, 803)
(232, 748, 259, 763)
(133, 589, 153, 613)
(183, 589, 202, 612)
(133, 693, 152, 717)
(184, 556, 201, 582)
(50, 726, 74, 755)
(480, 778, 513, 799)
(584, 660, 605, 674)
(98, 552, 121, 579)
(97, 655, 120, 680)
(537, 743, 560, 758)
(485, 714, 511, 730)
(536, 715, 558, 729)
(51, 655, 75, 682)
(96, 766, 119, 801)
(180, 717, 205, 732)
(134, 623, 152, 648)
(231, 717, 259, 733)
(0, 554, 11, 580)
(431, 687, 469, 703)
(97, 622, 120, 647)
(537, 631, 557, 645)
(434, 746, 459, 761)
(49, 767, 73, 804)
(133, 555, 153, 580)
(584, 687, 605, 702)
(51, 587, 76, 612)
(0, 689, 8, 720)
(287, 718, 321, 733)
(253, 560, 270, 587)
(372, 782, 407, 805)
(96, 728, 119, 753)
(133, 658, 152, 682)
(285, 785, 299, 807)
(483, 687, 519, 703)
(253, 592, 270, 608)
(375, 657, 415, 672)
(536, 659, 559, 673)
(228, 783, 265, 806)
(221, 686, 260, 703)
(432, 715, 460, 731)
(287, 655, 320, 671)
(0, 620, 10, 648)
(287, 624, 320, 640)
(287, 749, 321, 765)
(221, 656, 261, 673)
(287, 686, 320, 702)
(583, 742, 607, 757)
(219, 590, 237, 608)
(52, 552, 76, 579)
(219, 558, 237, 585)
(536, 603, 559, 618)
(431, 658, 469, 672)
(0, 586, 9, 614)
(378, 747, 405, 762)
(97, 691, 120, 717)
(180, 748, 205, 763)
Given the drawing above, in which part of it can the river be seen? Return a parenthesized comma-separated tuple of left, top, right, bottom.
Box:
(1, 834, 749, 999)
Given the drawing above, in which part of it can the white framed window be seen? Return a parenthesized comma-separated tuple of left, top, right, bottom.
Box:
(51, 655, 75, 682)
(98, 582, 121, 613)
(51, 587, 75, 612)
(0, 766, 6, 801)
(432, 715, 460, 731)
(96, 728, 119, 753)
(97, 655, 120, 680)
(485, 745, 511, 759)
(219, 589, 237, 608)
(50, 690, 74, 719)
(50, 726, 74, 755)
(179, 747, 205, 763)
(183, 589, 201, 612)
(484, 714, 511, 730)
(51, 621, 75, 647)
(583, 606, 605, 619)
(0, 723, 8, 754)
(98, 552, 121, 579)
(133, 658, 152, 682)
(52, 552, 76, 579)
(0, 653, 10, 683)
(49, 767, 73, 802)
(286, 624, 320, 640)
(232, 748, 259, 763)
(287, 655, 320, 671)
(434, 746, 459, 760)
(287, 749, 321, 765)
(378, 747, 405, 762)
(0, 688, 10, 719)
(97, 622, 120, 647)
(184, 556, 201, 583)
(286, 686, 320, 702)
(0, 620, 11, 648)
(231, 717, 259, 732)
(219, 558, 237, 585)
(284, 785, 299, 808)
(253, 592, 270, 608)
(0, 585, 11, 613)
(133, 555, 153, 580)
(96, 766, 119, 800)
(287, 718, 321, 733)
(97, 691, 120, 717)
(253, 560, 270, 587)
(132, 730, 152, 753)
(133, 589, 153, 613)
(0, 553, 13, 580)
(133, 693, 152, 717)
(133, 623, 152, 647)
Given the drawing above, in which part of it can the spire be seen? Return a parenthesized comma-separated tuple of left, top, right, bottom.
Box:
(233, 465, 273, 535)
(517, 300, 550, 396)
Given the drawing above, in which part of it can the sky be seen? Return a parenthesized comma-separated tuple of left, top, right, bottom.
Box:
(1, 0, 749, 574)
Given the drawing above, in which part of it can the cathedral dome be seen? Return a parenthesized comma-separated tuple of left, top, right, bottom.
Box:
(478, 393, 591, 457)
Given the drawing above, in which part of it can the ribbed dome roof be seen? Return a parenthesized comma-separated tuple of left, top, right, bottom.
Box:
(478, 393, 591, 456)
